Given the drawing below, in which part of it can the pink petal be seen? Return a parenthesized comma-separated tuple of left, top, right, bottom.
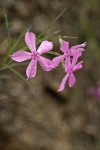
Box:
(70, 42, 86, 50)
(11, 50, 31, 62)
(26, 59, 37, 79)
(38, 56, 51, 71)
(65, 56, 71, 72)
(68, 73, 76, 88)
(25, 32, 36, 52)
(58, 74, 69, 92)
(50, 55, 65, 69)
(70, 48, 84, 56)
(72, 53, 82, 66)
(37, 41, 53, 55)
(73, 61, 83, 71)
(60, 40, 69, 53)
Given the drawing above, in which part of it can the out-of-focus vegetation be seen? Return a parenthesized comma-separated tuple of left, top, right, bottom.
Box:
(0, 0, 100, 150)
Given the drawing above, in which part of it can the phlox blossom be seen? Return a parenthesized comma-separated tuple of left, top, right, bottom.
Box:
(50, 39, 86, 69)
(11, 32, 53, 79)
(58, 54, 83, 92)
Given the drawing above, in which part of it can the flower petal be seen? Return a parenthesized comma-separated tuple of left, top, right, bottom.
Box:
(73, 61, 83, 71)
(68, 73, 76, 88)
(37, 41, 53, 54)
(11, 50, 31, 62)
(72, 53, 82, 66)
(50, 55, 65, 69)
(70, 42, 86, 50)
(65, 56, 71, 72)
(38, 56, 51, 71)
(26, 59, 37, 79)
(25, 32, 36, 52)
(58, 74, 69, 92)
(60, 40, 69, 53)
(70, 48, 83, 56)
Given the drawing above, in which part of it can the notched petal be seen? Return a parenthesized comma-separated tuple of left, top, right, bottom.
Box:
(37, 41, 53, 55)
(25, 32, 36, 52)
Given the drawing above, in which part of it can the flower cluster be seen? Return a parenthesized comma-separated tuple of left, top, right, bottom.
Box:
(11, 32, 86, 92)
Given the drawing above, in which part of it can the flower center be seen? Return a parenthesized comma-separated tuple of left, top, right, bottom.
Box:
(31, 52, 40, 60)
(65, 51, 71, 57)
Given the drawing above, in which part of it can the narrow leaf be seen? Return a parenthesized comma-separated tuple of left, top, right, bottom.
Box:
(37, 7, 67, 40)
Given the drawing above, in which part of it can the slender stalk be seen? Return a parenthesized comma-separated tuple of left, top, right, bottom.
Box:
(2, 25, 32, 64)
(37, 7, 67, 40)
(9, 67, 36, 97)
(4, 10, 10, 48)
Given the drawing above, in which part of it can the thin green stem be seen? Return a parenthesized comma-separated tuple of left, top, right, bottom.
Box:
(0, 75, 9, 79)
(0, 62, 27, 71)
(60, 35, 78, 39)
(9, 67, 35, 96)
(37, 30, 61, 45)
(37, 7, 67, 40)
(4, 10, 10, 48)
(47, 51, 60, 56)
(2, 25, 32, 64)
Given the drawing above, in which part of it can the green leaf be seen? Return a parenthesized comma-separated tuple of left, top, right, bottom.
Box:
(59, 35, 62, 44)
(60, 35, 78, 39)
(4, 10, 10, 48)
(47, 51, 60, 56)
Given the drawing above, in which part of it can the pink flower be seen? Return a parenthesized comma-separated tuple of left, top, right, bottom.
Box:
(88, 86, 100, 99)
(11, 32, 53, 79)
(51, 40, 86, 69)
(58, 54, 83, 92)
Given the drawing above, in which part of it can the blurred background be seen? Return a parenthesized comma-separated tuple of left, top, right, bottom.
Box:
(0, 0, 100, 150)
